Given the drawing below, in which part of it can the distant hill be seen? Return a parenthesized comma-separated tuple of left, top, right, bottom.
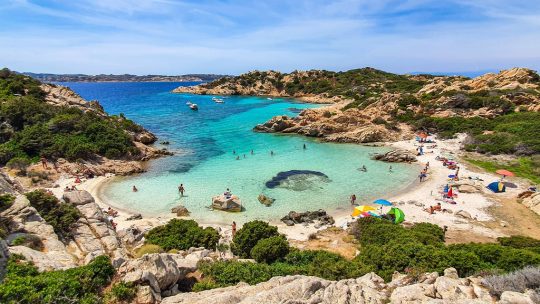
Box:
(20, 72, 230, 83)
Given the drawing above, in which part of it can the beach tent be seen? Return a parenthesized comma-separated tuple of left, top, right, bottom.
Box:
(387, 207, 405, 224)
(352, 205, 376, 217)
(487, 181, 506, 193)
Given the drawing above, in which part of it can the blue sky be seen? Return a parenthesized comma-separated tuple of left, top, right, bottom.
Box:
(1, 0, 539, 75)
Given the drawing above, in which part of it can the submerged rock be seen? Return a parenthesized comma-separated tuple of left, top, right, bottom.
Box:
(265, 170, 330, 191)
(211, 195, 242, 212)
(171, 205, 190, 217)
(258, 194, 275, 207)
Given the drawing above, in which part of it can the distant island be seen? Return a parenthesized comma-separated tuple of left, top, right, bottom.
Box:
(20, 72, 230, 83)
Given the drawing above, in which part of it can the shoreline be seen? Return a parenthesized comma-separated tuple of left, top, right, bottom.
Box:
(51, 133, 533, 243)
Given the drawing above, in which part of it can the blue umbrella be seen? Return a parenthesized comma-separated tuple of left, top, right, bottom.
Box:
(373, 199, 393, 206)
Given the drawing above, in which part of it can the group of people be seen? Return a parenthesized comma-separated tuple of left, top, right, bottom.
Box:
(233, 144, 308, 160)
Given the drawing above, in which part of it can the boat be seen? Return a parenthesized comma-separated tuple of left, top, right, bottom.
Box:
(212, 97, 225, 103)
(267, 97, 273, 100)
(189, 103, 198, 111)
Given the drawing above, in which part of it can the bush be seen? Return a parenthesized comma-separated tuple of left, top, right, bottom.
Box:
(191, 278, 224, 292)
(232, 220, 280, 258)
(498, 236, 540, 254)
(25, 190, 81, 239)
(250, 236, 290, 264)
(133, 244, 164, 258)
(6, 157, 30, 174)
(0, 255, 115, 303)
(107, 282, 136, 303)
(11, 234, 43, 251)
(145, 219, 219, 251)
(0, 194, 15, 212)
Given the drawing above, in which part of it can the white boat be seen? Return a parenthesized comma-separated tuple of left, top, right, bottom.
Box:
(189, 103, 198, 110)
(267, 97, 273, 100)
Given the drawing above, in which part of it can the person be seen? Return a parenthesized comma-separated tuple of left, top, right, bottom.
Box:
(232, 221, 237, 237)
(270, 150, 274, 156)
(64, 186, 70, 192)
(243, 154, 246, 159)
(303, 143, 306, 150)
(389, 165, 393, 172)
(426, 161, 430, 169)
(224, 188, 232, 198)
(71, 185, 77, 191)
(178, 184, 185, 196)
(40, 156, 48, 169)
(251, 149, 254, 155)
(233, 150, 236, 155)
(362, 165, 367, 172)
(132, 185, 138, 192)
(75, 176, 81, 184)
(236, 156, 240, 160)
(350, 194, 356, 205)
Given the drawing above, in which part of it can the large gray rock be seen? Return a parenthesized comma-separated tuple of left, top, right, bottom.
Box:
(162, 273, 388, 304)
(211, 195, 242, 212)
(372, 149, 417, 163)
(62, 190, 95, 205)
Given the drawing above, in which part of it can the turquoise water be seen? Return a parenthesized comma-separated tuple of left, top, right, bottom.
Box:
(60, 82, 418, 224)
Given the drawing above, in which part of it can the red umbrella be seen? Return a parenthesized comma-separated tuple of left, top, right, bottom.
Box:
(496, 169, 515, 177)
(447, 187, 453, 198)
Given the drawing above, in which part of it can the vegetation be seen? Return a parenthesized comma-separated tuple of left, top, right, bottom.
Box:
(0, 68, 143, 165)
(231, 220, 280, 258)
(11, 234, 43, 251)
(133, 244, 164, 258)
(145, 219, 220, 251)
(198, 219, 540, 289)
(25, 190, 81, 239)
(105, 282, 136, 303)
(465, 156, 540, 184)
(0, 194, 15, 211)
(0, 255, 115, 304)
(483, 266, 540, 298)
(250, 236, 290, 264)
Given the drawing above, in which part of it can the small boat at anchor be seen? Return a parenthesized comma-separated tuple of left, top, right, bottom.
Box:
(186, 101, 198, 111)
(212, 97, 225, 103)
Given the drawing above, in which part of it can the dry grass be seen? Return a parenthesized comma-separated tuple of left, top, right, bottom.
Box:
(483, 266, 540, 298)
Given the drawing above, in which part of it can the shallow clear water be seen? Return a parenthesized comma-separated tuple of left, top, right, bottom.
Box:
(61, 82, 418, 224)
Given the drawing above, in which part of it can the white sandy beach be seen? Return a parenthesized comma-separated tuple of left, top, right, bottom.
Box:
(47, 134, 527, 242)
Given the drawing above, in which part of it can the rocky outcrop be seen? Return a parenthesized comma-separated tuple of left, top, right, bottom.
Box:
(372, 149, 417, 162)
(257, 194, 275, 207)
(1, 195, 77, 270)
(211, 195, 242, 212)
(120, 250, 212, 303)
(63, 190, 128, 267)
(41, 83, 106, 115)
(519, 192, 540, 216)
(0, 171, 22, 194)
(280, 210, 335, 227)
(162, 267, 503, 304)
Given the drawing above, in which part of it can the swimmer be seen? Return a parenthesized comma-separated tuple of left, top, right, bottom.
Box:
(132, 185, 138, 192)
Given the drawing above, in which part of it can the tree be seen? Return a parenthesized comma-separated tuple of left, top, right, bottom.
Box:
(231, 220, 280, 258)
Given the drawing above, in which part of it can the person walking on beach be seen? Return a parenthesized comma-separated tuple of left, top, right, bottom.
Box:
(178, 184, 185, 196)
(232, 221, 237, 237)
(350, 194, 357, 205)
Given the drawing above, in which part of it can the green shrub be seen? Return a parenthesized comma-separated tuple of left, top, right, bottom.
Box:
(232, 220, 280, 258)
(107, 282, 136, 303)
(0, 194, 15, 211)
(11, 234, 43, 251)
(191, 278, 224, 292)
(250, 236, 290, 264)
(145, 219, 219, 251)
(133, 244, 164, 258)
(25, 190, 81, 239)
(0, 255, 115, 304)
(498, 236, 540, 253)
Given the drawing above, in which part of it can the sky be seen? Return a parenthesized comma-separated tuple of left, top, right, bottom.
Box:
(1, 0, 539, 75)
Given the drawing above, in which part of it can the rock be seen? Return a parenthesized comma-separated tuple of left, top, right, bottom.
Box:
(521, 192, 540, 216)
(455, 210, 473, 220)
(372, 149, 417, 163)
(280, 209, 334, 226)
(62, 190, 95, 205)
(444, 267, 459, 279)
(135, 130, 157, 144)
(119, 253, 201, 297)
(257, 194, 275, 207)
(171, 205, 190, 217)
(499, 291, 535, 304)
(126, 213, 143, 221)
(117, 226, 145, 248)
(390, 283, 436, 303)
(211, 195, 242, 212)
(458, 184, 479, 193)
(135, 285, 161, 304)
(162, 273, 389, 304)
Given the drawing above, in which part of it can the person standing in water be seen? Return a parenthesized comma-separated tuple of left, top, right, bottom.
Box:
(350, 194, 357, 205)
(233, 150, 236, 155)
(251, 150, 254, 155)
(270, 150, 274, 156)
(389, 165, 393, 172)
(303, 143, 307, 150)
(178, 184, 185, 196)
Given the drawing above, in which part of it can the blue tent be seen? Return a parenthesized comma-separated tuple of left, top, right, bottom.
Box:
(487, 181, 506, 193)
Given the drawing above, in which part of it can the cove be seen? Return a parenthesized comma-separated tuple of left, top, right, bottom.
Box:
(60, 82, 419, 224)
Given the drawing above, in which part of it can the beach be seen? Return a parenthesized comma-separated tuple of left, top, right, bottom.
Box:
(48, 133, 536, 243)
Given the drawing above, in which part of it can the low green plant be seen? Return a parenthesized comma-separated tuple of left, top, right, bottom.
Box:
(133, 244, 164, 258)
(250, 236, 290, 264)
(231, 220, 280, 258)
(0, 194, 15, 212)
(11, 234, 43, 251)
(145, 219, 219, 251)
(106, 282, 136, 303)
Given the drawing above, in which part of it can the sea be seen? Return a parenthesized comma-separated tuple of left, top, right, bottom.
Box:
(59, 82, 418, 224)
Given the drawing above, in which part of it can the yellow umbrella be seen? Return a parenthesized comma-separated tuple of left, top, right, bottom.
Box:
(352, 205, 376, 217)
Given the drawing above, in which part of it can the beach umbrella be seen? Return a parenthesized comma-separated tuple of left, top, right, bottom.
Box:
(448, 175, 455, 179)
(447, 187, 453, 198)
(351, 205, 376, 217)
(496, 169, 515, 177)
(373, 199, 393, 206)
(387, 207, 405, 224)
